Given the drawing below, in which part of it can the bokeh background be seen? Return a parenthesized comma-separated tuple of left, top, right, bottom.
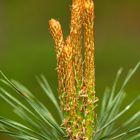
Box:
(0, 0, 140, 139)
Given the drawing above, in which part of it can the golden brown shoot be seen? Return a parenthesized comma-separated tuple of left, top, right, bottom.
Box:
(49, 0, 96, 139)
(49, 19, 65, 109)
(83, 0, 95, 138)
(70, 0, 84, 86)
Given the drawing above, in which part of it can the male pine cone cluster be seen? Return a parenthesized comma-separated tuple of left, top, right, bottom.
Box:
(49, 0, 97, 139)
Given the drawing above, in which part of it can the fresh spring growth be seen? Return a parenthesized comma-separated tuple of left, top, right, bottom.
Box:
(0, 0, 140, 140)
(49, 0, 97, 139)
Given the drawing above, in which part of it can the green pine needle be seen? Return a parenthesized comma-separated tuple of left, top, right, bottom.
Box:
(94, 61, 140, 140)
(0, 61, 140, 140)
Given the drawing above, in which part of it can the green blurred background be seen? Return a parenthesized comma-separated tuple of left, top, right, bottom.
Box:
(0, 0, 140, 139)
